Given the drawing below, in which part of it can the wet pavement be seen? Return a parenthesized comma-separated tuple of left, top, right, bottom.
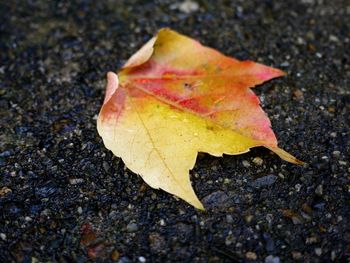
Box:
(1, 1, 349, 262)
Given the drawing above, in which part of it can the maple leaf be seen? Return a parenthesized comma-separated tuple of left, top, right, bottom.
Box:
(97, 28, 303, 210)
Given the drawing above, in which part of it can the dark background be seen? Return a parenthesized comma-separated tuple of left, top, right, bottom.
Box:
(0, 0, 349, 262)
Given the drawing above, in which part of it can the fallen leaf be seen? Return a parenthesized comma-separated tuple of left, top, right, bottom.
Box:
(97, 28, 303, 210)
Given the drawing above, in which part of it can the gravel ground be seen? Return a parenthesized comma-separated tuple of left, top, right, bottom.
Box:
(1, 0, 349, 262)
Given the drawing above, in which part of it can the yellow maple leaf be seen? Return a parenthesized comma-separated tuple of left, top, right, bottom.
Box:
(97, 28, 303, 210)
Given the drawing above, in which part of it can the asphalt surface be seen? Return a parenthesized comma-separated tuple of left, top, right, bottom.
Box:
(0, 0, 349, 262)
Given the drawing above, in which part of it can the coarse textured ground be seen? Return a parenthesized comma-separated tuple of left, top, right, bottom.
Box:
(0, 0, 349, 262)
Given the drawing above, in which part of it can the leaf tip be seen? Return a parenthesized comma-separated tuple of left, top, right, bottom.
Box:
(268, 147, 305, 165)
(278, 69, 287, 77)
(182, 193, 205, 211)
(288, 157, 306, 166)
(196, 202, 205, 211)
(269, 67, 287, 80)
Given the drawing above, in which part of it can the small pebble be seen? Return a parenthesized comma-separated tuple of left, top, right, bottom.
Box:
(0, 233, 6, 241)
(246, 251, 257, 260)
(266, 214, 273, 224)
(25, 216, 32, 222)
(265, 255, 280, 263)
(101, 161, 109, 172)
(226, 215, 234, 223)
(278, 173, 285, 179)
(292, 216, 303, 225)
(69, 178, 84, 185)
(250, 175, 277, 188)
(111, 250, 120, 261)
(315, 185, 323, 195)
(245, 215, 254, 223)
(138, 256, 146, 263)
(202, 191, 232, 209)
(280, 61, 290, 67)
(339, 161, 347, 166)
(242, 160, 251, 168)
(293, 89, 304, 100)
(315, 248, 322, 256)
(329, 35, 339, 42)
(0, 150, 12, 157)
(178, 0, 199, 14)
(224, 178, 231, 184)
(109, 210, 118, 219)
(77, 207, 83, 214)
(331, 250, 336, 261)
(118, 257, 132, 263)
(332, 151, 340, 157)
(126, 222, 138, 232)
(306, 236, 318, 244)
(0, 187, 12, 196)
(252, 157, 263, 166)
(292, 251, 302, 260)
(297, 37, 305, 45)
(159, 219, 165, 226)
